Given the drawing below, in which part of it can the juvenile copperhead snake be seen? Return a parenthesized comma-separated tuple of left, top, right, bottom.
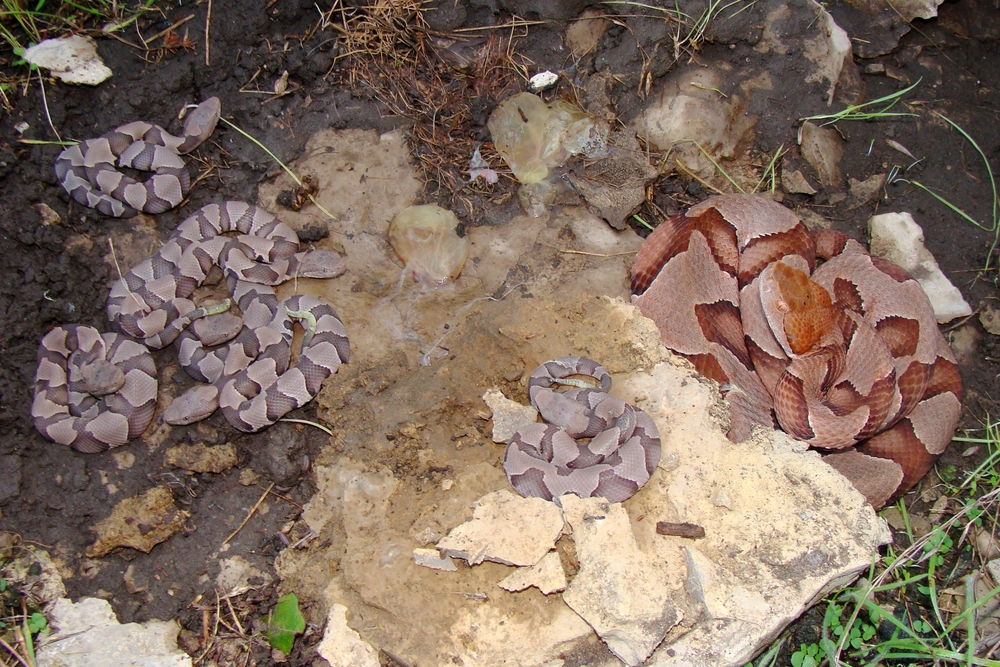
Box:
(55, 97, 221, 217)
(504, 357, 662, 503)
(33, 202, 350, 451)
(32, 325, 158, 453)
(631, 194, 963, 508)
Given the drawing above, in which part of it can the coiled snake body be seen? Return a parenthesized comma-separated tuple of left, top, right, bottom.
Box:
(631, 194, 963, 507)
(55, 98, 221, 218)
(504, 357, 662, 503)
(34, 202, 350, 449)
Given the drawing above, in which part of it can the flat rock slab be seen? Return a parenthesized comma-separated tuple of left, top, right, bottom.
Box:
(317, 604, 380, 667)
(499, 550, 567, 594)
(275, 295, 889, 666)
(37, 597, 190, 667)
(562, 495, 681, 666)
(620, 361, 891, 665)
(483, 388, 538, 444)
(437, 489, 564, 566)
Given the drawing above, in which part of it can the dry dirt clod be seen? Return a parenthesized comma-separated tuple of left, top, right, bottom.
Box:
(86, 487, 189, 559)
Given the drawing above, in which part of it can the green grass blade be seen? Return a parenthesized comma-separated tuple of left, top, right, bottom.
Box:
(801, 79, 921, 125)
(694, 141, 745, 193)
(933, 112, 998, 226)
(908, 181, 989, 231)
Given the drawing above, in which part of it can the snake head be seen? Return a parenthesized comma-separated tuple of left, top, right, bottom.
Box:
(296, 250, 347, 279)
(759, 260, 842, 357)
(162, 385, 220, 426)
(179, 97, 222, 153)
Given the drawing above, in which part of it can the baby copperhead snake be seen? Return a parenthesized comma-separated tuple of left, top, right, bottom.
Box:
(108, 201, 350, 432)
(631, 194, 963, 508)
(55, 97, 221, 218)
(34, 201, 350, 451)
(504, 357, 662, 503)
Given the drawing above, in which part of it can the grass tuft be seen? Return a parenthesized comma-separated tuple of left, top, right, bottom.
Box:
(800, 79, 921, 126)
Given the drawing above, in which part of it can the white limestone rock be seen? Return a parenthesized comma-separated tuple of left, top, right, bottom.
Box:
(561, 495, 681, 666)
(483, 388, 538, 443)
(436, 489, 564, 566)
(413, 547, 457, 571)
(987, 559, 1000, 586)
(37, 597, 190, 667)
(446, 604, 593, 666)
(24, 36, 112, 86)
(868, 211, 972, 323)
(630, 68, 753, 181)
(317, 604, 380, 667)
(612, 361, 892, 667)
(801, 2, 852, 104)
(499, 550, 567, 594)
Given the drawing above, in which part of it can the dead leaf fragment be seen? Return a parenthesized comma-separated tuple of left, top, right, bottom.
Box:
(848, 173, 887, 209)
(798, 121, 844, 188)
(565, 130, 658, 230)
(34, 203, 62, 226)
(23, 35, 112, 85)
(566, 8, 609, 57)
(781, 169, 818, 195)
(980, 305, 1000, 335)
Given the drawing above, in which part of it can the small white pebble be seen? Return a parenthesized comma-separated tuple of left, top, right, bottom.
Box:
(528, 71, 558, 92)
(442, 479, 454, 491)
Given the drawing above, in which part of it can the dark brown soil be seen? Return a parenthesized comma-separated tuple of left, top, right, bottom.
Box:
(0, 0, 997, 664)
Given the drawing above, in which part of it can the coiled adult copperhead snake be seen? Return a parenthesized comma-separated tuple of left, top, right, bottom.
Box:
(34, 201, 350, 451)
(631, 194, 963, 508)
(504, 357, 662, 503)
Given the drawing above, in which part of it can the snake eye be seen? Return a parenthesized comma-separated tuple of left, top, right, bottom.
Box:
(776, 301, 790, 314)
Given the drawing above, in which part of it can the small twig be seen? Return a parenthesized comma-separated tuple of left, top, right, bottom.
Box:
(145, 14, 195, 44)
(204, 0, 212, 66)
(225, 596, 246, 637)
(0, 637, 31, 667)
(267, 488, 304, 511)
(222, 483, 275, 546)
(675, 159, 727, 195)
(967, 573, 978, 665)
(12, 623, 33, 667)
(453, 18, 549, 32)
(690, 82, 727, 98)
(108, 238, 144, 311)
(544, 245, 634, 258)
(943, 310, 980, 333)
(217, 118, 337, 220)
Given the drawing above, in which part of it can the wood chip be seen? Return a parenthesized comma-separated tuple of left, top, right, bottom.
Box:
(656, 521, 706, 539)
